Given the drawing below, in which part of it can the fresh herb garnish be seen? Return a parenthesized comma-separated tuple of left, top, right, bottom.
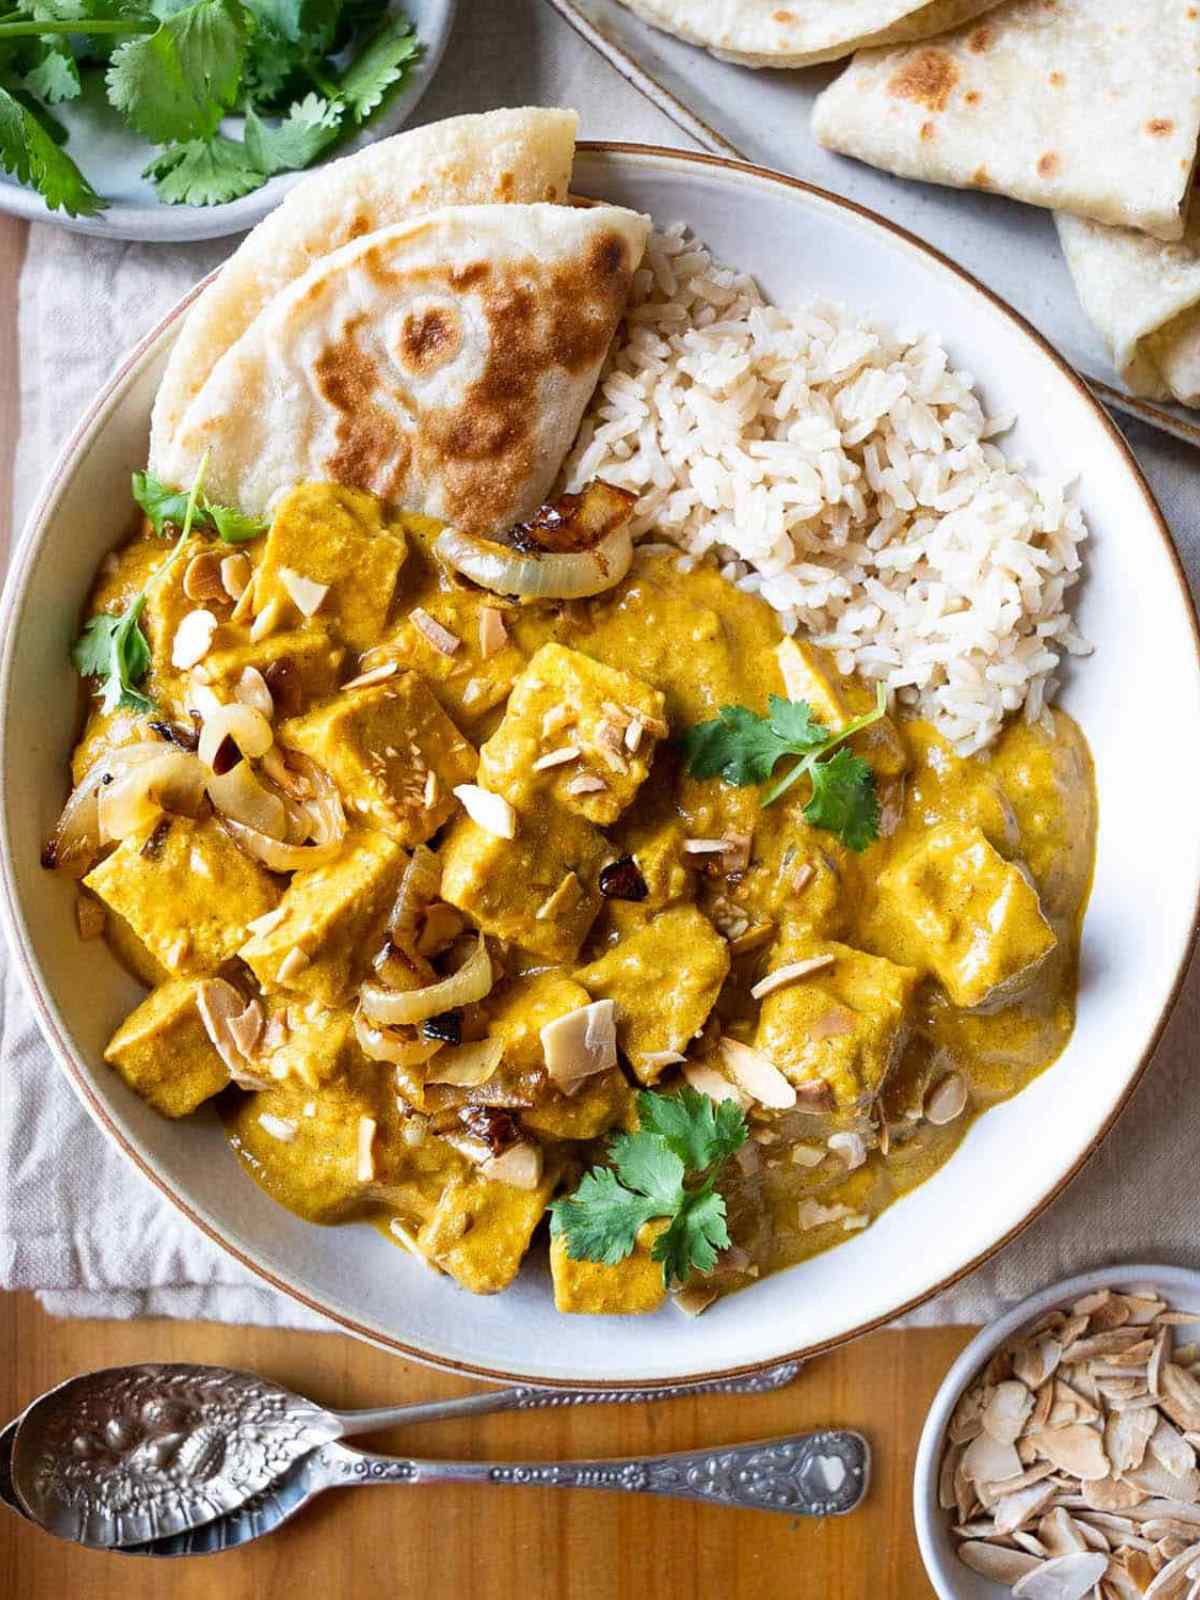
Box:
(132, 468, 266, 543)
(0, 0, 420, 214)
(680, 686, 886, 852)
(72, 454, 210, 714)
(549, 1087, 748, 1289)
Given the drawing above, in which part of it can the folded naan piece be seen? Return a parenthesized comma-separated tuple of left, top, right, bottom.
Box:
(156, 204, 651, 534)
(813, 0, 1200, 241)
(149, 108, 579, 469)
(616, 0, 1002, 67)
(1058, 208, 1200, 406)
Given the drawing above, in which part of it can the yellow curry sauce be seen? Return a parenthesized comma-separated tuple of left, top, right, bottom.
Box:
(67, 482, 1096, 1315)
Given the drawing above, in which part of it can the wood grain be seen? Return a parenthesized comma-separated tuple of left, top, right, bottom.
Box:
(0, 1295, 971, 1597)
(0, 213, 971, 1595)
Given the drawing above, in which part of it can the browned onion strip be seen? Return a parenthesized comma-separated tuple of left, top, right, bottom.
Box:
(353, 1010, 444, 1068)
(434, 523, 633, 601)
(46, 742, 201, 873)
(220, 749, 346, 871)
(388, 844, 442, 959)
(360, 937, 492, 1026)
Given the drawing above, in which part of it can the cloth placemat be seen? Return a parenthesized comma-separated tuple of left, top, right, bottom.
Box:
(4, 0, 1199, 1332)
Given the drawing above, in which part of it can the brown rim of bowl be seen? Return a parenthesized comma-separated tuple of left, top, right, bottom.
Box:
(3, 141, 1199, 1388)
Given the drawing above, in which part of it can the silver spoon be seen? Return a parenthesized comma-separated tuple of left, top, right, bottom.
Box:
(0, 1412, 868, 1556)
(3, 1359, 859, 1550)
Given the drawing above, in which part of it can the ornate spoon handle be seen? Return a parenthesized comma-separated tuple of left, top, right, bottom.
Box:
(318, 1429, 869, 1517)
(332, 1359, 804, 1435)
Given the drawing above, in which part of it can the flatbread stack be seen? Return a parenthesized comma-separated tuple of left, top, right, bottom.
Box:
(614, 0, 1004, 68)
(150, 108, 651, 530)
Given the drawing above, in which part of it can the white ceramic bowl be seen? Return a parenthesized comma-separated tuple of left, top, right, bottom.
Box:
(0, 0, 456, 242)
(3, 144, 1199, 1385)
(914, 1264, 1200, 1598)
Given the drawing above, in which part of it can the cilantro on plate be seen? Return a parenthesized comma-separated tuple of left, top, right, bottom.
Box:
(0, 0, 421, 213)
(680, 685, 886, 853)
(132, 468, 268, 542)
(549, 1087, 749, 1290)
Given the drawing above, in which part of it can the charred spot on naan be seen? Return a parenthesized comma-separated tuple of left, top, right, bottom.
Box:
(311, 226, 638, 535)
(886, 50, 959, 115)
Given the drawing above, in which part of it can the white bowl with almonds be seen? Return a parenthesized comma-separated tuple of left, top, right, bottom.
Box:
(915, 1266, 1200, 1600)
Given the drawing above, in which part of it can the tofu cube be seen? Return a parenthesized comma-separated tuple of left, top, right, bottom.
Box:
(775, 637, 907, 779)
(418, 1164, 558, 1295)
(549, 1222, 668, 1316)
(485, 971, 593, 1072)
(440, 805, 605, 963)
(240, 829, 405, 1006)
(197, 628, 345, 715)
(754, 934, 918, 1113)
(260, 1005, 368, 1090)
(479, 642, 666, 826)
(389, 593, 525, 733)
(85, 816, 279, 977)
(524, 1069, 635, 1143)
(104, 979, 228, 1117)
(280, 673, 477, 846)
(254, 482, 408, 651)
(874, 823, 1057, 1009)
(574, 905, 730, 1084)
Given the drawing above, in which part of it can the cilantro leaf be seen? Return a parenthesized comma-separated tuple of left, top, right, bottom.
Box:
(242, 0, 340, 48)
(70, 598, 155, 714)
(549, 1168, 660, 1268)
(244, 91, 340, 175)
(21, 41, 82, 104)
(0, 81, 103, 214)
(652, 1183, 731, 1285)
(680, 703, 793, 786)
(803, 747, 880, 853)
(681, 684, 886, 852)
(132, 468, 267, 540)
(548, 1089, 749, 1289)
(337, 11, 418, 122)
(636, 1085, 747, 1174)
(106, 0, 245, 145)
(143, 133, 263, 204)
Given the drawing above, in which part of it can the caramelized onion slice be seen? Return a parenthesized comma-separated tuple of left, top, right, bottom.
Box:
(388, 844, 442, 960)
(47, 742, 206, 873)
(220, 750, 347, 871)
(425, 1038, 503, 1088)
(353, 1010, 444, 1068)
(207, 762, 287, 840)
(435, 523, 632, 601)
(97, 750, 208, 845)
(360, 936, 493, 1027)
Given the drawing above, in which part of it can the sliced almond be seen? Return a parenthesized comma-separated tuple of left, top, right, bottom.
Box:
(718, 1038, 797, 1110)
(257, 1113, 297, 1142)
(343, 660, 398, 691)
(681, 1061, 748, 1107)
(925, 1070, 968, 1126)
(1107, 1406, 1159, 1475)
(1017, 1338, 1066, 1391)
(478, 608, 508, 659)
(540, 1000, 617, 1096)
(172, 608, 218, 669)
(1151, 1416, 1198, 1480)
(1037, 1425, 1110, 1482)
(235, 665, 274, 718)
(994, 1479, 1059, 1535)
(184, 551, 227, 603)
(750, 953, 835, 1000)
(411, 608, 459, 655)
(1011, 1552, 1109, 1599)
(453, 784, 516, 841)
(1161, 1366, 1200, 1434)
(985, 1380, 1036, 1445)
(827, 1130, 866, 1172)
(958, 1541, 1042, 1583)
(220, 552, 251, 600)
(1039, 1506, 1090, 1557)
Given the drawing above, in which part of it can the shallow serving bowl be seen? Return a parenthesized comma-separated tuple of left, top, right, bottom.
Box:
(2, 144, 1199, 1385)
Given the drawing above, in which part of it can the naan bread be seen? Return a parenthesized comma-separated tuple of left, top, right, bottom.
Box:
(156, 204, 651, 534)
(813, 0, 1200, 241)
(615, 0, 1002, 67)
(1057, 208, 1200, 406)
(149, 108, 578, 469)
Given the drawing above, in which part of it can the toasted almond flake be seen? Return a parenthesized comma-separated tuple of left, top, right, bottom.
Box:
(727, 921, 775, 956)
(480, 1140, 544, 1191)
(76, 893, 105, 940)
(302, 1101, 317, 1117)
(1158, 1314, 1200, 1328)
(235, 665, 274, 719)
(565, 771, 606, 796)
(790, 1142, 826, 1168)
(388, 1217, 430, 1262)
(994, 1479, 1059, 1535)
(540, 1000, 617, 1095)
(1039, 1507, 1091, 1556)
(792, 861, 815, 894)
(684, 838, 726, 854)
(172, 608, 218, 669)
(187, 681, 224, 719)
(220, 552, 251, 600)
(1038, 1425, 1111, 1482)
(624, 718, 644, 752)
(796, 1199, 854, 1231)
(1074, 1290, 1113, 1316)
(965, 1429, 1024, 1486)
(750, 952, 836, 1000)
(925, 1071, 968, 1126)
(672, 1285, 719, 1318)
(532, 744, 580, 771)
(344, 660, 398, 691)
(257, 1113, 297, 1142)
(228, 998, 264, 1059)
(536, 871, 582, 922)
(1016, 1337, 1064, 1390)
(1107, 1406, 1159, 1475)
(985, 1380, 1036, 1445)
(411, 608, 460, 656)
(719, 1037, 796, 1110)
(1011, 1551, 1109, 1599)
(478, 608, 508, 659)
(184, 551, 226, 604)
(959, 1542, 1042, 1583)
(249, 597, 283, 643)
(230, 568, 258, 624)
(276, 946, 311, 984)
(681, 1060, 747, 1106)
(356, 1116, 376, 1183)
(1160, 1366, 1200, 1434)
(541, 705, 572, 738)
(828, 1131, 866, 1172)
(453, 783, 516, 840)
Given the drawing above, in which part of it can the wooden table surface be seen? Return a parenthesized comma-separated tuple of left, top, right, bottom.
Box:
(0, 211, 975, 1598)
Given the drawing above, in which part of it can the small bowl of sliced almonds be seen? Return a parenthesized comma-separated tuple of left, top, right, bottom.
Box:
(914, 1265, 1200, 1600)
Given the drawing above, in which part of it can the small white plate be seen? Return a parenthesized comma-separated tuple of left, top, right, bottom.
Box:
(914, 1264, 1200, 1599)
(2, 145, 1198, 1384)
(0, 0, 456, 242)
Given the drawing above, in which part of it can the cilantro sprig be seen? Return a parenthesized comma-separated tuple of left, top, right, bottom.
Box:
(132, 468, 267, 542)
(680, 686, 886, 853)
(549, 1088, 749, 1289)
(72, 454, 213, 715)
(0, 0, 421, 213)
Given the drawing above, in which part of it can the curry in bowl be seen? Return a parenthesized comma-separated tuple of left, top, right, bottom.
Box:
(47, 476, 1095, 1318)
